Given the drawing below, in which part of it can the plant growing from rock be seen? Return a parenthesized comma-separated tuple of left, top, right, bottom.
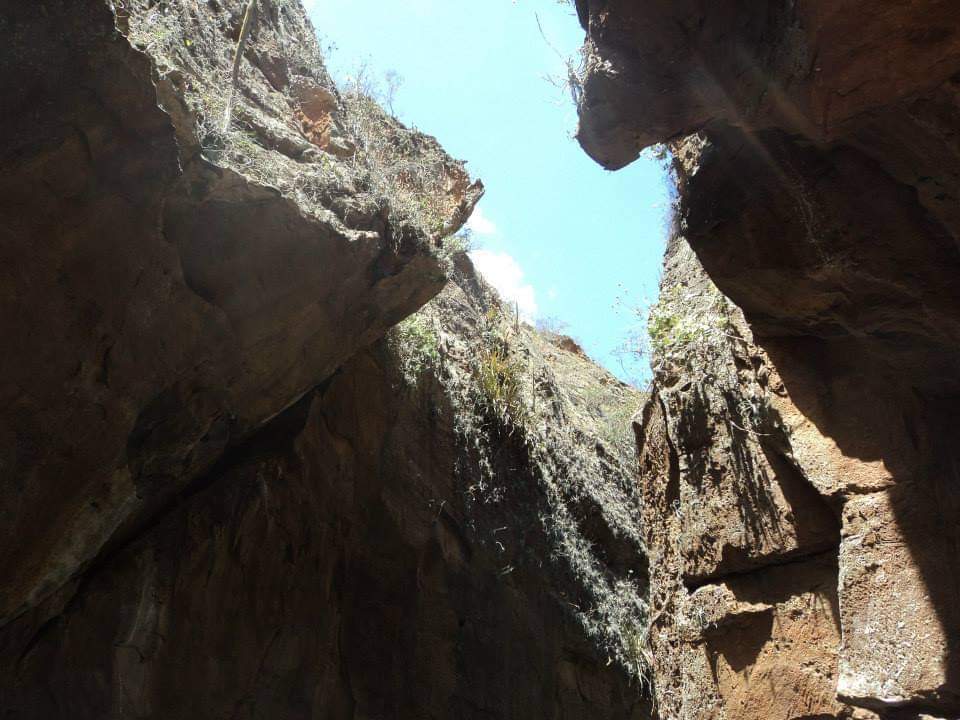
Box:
(475, 309, 528, 430)
(647, 283, 730, 369)
(339, 67, 465, 241)
(645, 278, 771, 435)
(389, 313, 441, 385)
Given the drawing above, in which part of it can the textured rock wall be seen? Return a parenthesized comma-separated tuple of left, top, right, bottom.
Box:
(574, 0, 960, 717)
(0, 258, 650, 719)
(0, 1, 656, 716)
(0, 0, 477, 627)
(0, 0, 644, 715)
(636, 238, 850, 720)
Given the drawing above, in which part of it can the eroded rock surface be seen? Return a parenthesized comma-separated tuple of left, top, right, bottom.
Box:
(576, 0, 960, 717)
(0, 1, 656, 715)
(0, 257, 650, 719)
(636, 240, 850, 720)
(0, 0, 478, 627)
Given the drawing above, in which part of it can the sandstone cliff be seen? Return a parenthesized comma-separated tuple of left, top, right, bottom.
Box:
(0, 1, 651, 716)
(6, 0, 958, 717)
(575, 0, 960, 718)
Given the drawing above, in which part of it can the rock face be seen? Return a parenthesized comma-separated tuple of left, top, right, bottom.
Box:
(12, 0, 960, 716)
(0, 255, 650, 718)
(637, 241, 851, 720)
(576, 0, 960, 717)
(0, 0, 478, 628)
(0, 2, 650, 712)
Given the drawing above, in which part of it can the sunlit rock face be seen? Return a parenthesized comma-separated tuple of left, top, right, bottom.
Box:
(576, 0, 960, 717)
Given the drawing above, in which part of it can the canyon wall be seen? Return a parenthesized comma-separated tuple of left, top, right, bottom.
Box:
(575, 0, 960, 718)
(0, 1, 649, 716)
(1, 257, 649, 718)
(0, 0, 479, 628)
(6, 0, 958, 717)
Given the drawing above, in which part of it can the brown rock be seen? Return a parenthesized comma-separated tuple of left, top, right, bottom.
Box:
(0, 258, 650, 719)
(647, 241, 840, 585)
(0, 0, 477, 629)
(635, 241, 852, 719)
(575, 0, 960, 171)
(839, 489, 956, 710)
(577, 0, 960, 716)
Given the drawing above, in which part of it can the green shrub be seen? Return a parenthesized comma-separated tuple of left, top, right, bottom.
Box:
(473, 308, 528, 429)
(477, 343, 526, 429)
(390, 314, 440, 384)
(646, 284, 729, 366)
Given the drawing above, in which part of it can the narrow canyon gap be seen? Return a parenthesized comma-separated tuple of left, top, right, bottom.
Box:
(1, 1, 959, 720)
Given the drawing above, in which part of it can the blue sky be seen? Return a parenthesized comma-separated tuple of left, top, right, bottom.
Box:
(306, 0, 672, 384)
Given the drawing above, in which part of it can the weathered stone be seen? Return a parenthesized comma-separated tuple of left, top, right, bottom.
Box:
(577, 1, 960, 716)
(839, 489, 956, 710)
(0, 258, 650, 719)
(647, 240, 840, 585)
(635, 240, 852, 719)
(0, 0, 477, 628)
(575, 0, 960, 172)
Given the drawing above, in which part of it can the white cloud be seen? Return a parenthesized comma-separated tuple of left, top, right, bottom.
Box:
(469, 249, 539, 321)
(466, 204, 498, 236)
